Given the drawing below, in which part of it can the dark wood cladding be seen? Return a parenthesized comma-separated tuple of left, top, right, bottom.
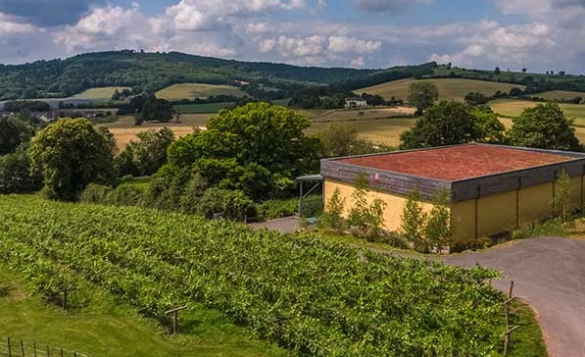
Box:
(322, 147, 585, 203)
(321, 160, 450, 201)
(451, 159, 585, 202)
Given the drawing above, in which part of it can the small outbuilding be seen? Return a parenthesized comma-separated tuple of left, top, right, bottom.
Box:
(321, 144, 585, 243)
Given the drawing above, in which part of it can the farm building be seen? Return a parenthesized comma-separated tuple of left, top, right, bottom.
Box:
(321, 144, 585, 243)
(345, 97, 367, 108)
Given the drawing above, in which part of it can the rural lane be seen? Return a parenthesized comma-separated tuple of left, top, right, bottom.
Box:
(440, 237, 585, 357)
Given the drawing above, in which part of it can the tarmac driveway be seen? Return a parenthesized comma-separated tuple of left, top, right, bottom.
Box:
(441, 237, 585, 357)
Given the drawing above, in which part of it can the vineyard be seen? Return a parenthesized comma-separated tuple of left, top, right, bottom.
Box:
(0, 195, 507, 356)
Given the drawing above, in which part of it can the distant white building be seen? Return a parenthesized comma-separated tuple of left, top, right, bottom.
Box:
(345, 97, 367, 108)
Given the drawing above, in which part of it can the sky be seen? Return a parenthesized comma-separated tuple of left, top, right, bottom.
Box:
(0, 0, 584, 73)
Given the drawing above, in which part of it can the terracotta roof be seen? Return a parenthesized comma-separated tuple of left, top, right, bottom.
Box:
(338, 145, 574, 181)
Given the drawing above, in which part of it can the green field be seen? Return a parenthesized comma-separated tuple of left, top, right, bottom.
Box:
(357, 78, 525, 102)
(174, 102, 238, 114)
(0, 267, 284, 357)
(156, 83, 246, 101)
(489, 99, 585, 126)
(69, 87, 131, 100)
(532, 90, 585, 100)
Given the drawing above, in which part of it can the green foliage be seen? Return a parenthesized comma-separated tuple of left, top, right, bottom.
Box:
(471, 106, 506, 144)
(257, 198, 298, 220)
(348, 174, 388, 240)
(399, 101, 477, 149)
(425, 190, 453, 253)
(29, 118, 115, 201)
(0, 195, 506, 357)
(115, 127, 175, 177)
(407, 81, 439, 114)
(321, 188, 346, 231)
(552, 171, 573, 222)
(79, 183, 111, 204)
(79, 183, 146, 207)
(400, 190, 428, 253)
(511, 219, 567, 240)
(0, 116, 35, 155)
(316, 122, 382, 158)
(0, 144, 42, 194)
(464, 92, 490, 106)
(507, 103, 582, 151)
(196, 188, 255, 221)
(137, 94, 174, 124)
(167, 103, 319, 200)
(179, 174, 209, 214)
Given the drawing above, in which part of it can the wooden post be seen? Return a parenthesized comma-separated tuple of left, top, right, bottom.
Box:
(8, 337, 12, 357)
(503, 281, 518, 356)
(33, 343, 37, 357)
(165, 306, 188, 334)
(20, 340, 24, 357)
(60, 348, 63, 357)
(508, 280, 514, 299)
(46, 346, 50, 357)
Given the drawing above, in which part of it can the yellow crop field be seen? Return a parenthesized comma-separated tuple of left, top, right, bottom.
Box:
(489, 99, 585, 126)
(156, 83, 246, 100)
(357, 78, 525, 102)
(70, 87, 131, 100)
(532, 90, 585, 100)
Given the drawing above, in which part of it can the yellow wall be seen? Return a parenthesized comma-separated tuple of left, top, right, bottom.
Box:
(325, 175, 585, 242)
(324, 178, 434, 232)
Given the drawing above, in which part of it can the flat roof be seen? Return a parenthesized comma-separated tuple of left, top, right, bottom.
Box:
(338, 145, 575, 181)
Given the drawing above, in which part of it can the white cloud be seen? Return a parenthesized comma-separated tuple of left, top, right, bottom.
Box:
(328, 36, 381, 54)
(0, 13, 36, 34)
(350, 56, 366, 68)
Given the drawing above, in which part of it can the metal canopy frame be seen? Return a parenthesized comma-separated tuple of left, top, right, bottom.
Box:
(296, 175, 324, 217)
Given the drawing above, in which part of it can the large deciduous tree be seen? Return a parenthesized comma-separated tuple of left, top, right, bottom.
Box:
(400, 101, 477, 149)
(408, 81, 439, 115)
(507, 103, 582, 151)
(0, 116, 35, 155)
(30, 118, 115, 201)
(166, 103, 320, 200)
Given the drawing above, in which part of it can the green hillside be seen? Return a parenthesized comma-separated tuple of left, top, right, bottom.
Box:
(358, 78, 524, 101)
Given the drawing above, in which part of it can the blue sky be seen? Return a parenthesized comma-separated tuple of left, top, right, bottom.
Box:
(0, 0, 584, 73)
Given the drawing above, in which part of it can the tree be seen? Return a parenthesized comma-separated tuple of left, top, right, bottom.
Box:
(425, 189, 453, 253)
(401, 190, 428, 253)
(30, 118, 115, 201)
(0, 116, 35, 155)
(399, 101, 477, 149)
(494, 67, 501, 75)
(139, 95, 174, 123)
(509, 87, 523, 97)
(0, 143, 42, 194)
(464, 92, 490, 106)
(111, 89, 121, 100)
(522, 68, 527, 73)
(348, 174, 387, 240)
(115, 128, 175, 177)
(166, 103, 320, 200)
(407, 81, 439, 115)
(507, 103, 581, 151)
(471, 106, 506, 144)
(317, 122, 379, 158)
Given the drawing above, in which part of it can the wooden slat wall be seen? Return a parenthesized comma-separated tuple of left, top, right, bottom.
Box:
(321, 160, 450, 201)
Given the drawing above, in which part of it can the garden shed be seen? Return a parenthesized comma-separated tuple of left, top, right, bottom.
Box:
(321, 144, 585, 243)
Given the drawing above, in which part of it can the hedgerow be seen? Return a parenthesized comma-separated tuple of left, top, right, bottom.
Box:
(0, 196, 505, 356)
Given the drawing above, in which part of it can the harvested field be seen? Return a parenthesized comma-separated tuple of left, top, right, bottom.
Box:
(157, 83, 246, 100)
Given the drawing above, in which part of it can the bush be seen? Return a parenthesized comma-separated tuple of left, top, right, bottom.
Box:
(452, 237, 493, 253)
(321, 188, 345, 231)
(425, 189, 453, 253)
(79, 184, 112, 204)
(179, 174, 209, 214)
(257, 198, 298, 220)
(348, 174, 387, 240)
(106, 184, 146, 207)
(197, 188, 255, 221)
(401, 190, 428, 252)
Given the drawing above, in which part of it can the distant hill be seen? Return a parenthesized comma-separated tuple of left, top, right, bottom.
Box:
(357, 78, 525, 102)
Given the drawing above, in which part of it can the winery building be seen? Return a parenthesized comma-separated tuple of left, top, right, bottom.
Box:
(321, 144, 585, 243)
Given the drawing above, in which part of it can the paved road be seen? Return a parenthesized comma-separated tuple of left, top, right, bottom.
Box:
(441, 237, 585, 357)
(249, 216, 301, 234)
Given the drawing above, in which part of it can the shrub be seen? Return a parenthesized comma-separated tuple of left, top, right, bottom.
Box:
(257, 198, 298, 220)
(106, 184, 146, 207)
(552, 171, 573, 222)
(79, 184, 112, 204)
(0, 144, 42, 194)
(179, 174, 209, 214)
(348, 174, 387, 240)
(425, 189, 453, 253)
(321, 188, 345, 231)
(197, 188, 255, 221)
(452, 237, 493, 253)
(401, 190, 428, 253)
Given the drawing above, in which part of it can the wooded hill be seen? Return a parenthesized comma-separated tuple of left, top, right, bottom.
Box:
(0, 50, 436, 101)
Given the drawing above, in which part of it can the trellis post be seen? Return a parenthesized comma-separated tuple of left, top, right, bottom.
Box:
(165, 306, 188, 334)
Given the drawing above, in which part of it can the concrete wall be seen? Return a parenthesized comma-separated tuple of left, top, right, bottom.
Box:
(325, 176, 585, 243)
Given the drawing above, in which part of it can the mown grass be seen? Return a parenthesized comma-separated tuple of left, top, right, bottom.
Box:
(489, 99, 585, 126)
(533, 90, 585, 100)
(70, 87, 131, 100)
(0, 268, 286, 357)
(156, 83, 245, 101)
(357, 78, 525, 102)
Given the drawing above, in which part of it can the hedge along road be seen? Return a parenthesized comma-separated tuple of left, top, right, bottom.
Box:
(440, 237, 585, 357)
